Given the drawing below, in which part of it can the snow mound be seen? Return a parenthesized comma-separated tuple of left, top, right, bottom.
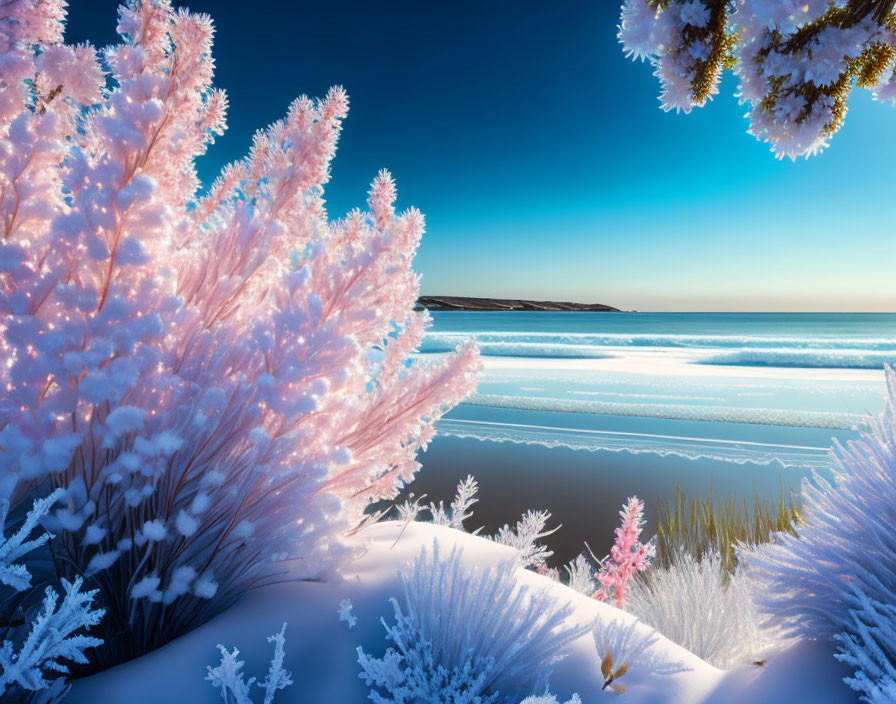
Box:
(68, 522, 857, 703)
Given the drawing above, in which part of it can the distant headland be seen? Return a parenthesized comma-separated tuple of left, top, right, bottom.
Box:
(415, 296, 622, 312)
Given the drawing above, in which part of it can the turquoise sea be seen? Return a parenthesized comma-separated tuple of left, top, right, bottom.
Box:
(409, 312, 895, 564)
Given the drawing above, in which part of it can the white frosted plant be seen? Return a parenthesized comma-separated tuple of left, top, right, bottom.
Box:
(0, 492, 104, 698)
(0, 490, 63, 591)
(357, 542, 590, 703)
(0, 577, 104, 698)
(519, 695, 582, 704)
(207, 623, 292, 704)
(338, 599, 357, 629)
(397, 476, 558, 572)
(627, 550, 775, 669)
(493, 510, 558, 572)
(428, 475, 480, 531)
(562, 554, 597, 596)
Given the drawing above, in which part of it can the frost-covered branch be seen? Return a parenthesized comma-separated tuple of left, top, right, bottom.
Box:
(618, 0, 896, 158)
(207, 623, 292, 704)
(0, 490, 63, 592)
(428, 475, 479, 531)
(494, 510, 558, 572)
(0, 577, 104, 696)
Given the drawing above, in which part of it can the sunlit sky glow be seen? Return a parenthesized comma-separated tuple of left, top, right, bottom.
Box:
(68, 1, 896, 312)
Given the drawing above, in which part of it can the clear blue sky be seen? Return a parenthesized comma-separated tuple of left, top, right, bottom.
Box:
(66, 1, 896, 311)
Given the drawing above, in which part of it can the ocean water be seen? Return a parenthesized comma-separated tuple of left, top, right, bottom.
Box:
(406, 312, 894, 564)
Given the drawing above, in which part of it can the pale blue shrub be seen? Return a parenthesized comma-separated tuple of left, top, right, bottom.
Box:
(357, 542, 589, 703)
(745, 367, 896, 697)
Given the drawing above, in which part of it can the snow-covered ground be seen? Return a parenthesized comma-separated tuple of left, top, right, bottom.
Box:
(69, 521, 858, 703)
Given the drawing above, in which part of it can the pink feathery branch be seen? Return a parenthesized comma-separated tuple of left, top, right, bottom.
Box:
(593, 496, 655, 610)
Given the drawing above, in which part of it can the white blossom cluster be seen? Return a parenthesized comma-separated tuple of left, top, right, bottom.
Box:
(619, 0, 726, 113)
(619, 0, 896, 158)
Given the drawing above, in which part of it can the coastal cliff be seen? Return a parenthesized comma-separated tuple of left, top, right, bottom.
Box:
(416, 296, 621, 312)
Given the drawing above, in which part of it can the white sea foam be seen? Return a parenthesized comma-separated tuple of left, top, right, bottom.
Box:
(436, 418, 835, 469)
(466, 394, 867, 430)
(569, 390, 726, 402)
(422, 331, 896, 354)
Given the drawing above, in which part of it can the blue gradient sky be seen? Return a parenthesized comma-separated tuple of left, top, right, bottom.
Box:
(67, 2, 896, 311)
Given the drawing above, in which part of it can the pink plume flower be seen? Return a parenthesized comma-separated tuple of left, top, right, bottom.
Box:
(593, 496, 655, 610)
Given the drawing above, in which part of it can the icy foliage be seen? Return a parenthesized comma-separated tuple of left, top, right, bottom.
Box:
(834, 588, 896, 703)
(594, 496, 655, 609)
(338, 599, 357, 629)
(0, 0, 478, 664)
(628, 550, 774, 669)
(397, 476, 557, 571)
(428, 475, 479, 531)
(745, 367, 896, 695)
(0, 490, 63, 591)
(592, 616, 690, 681)
(562, 554, 597, 596)
(518, 695, 582, 704)
(618, 0, 896, 158)
(207, 623, 292, 704)
(0, 577, 104, 697)
(357, 542, 590, 703)
(493, 510, 558, 572)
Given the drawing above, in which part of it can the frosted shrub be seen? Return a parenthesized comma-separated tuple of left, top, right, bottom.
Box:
(0, 0, 478, 667)
(628, 550, 773, 669)
(0, 495, 104, 700)
(207, 623, 292, 704)
(618, 0, 896, 158)
(357, 542, 589, 703)
(745, 367, 896, 697)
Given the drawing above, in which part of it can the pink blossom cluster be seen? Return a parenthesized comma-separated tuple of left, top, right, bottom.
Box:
(0, 0, 478, 662)
(593, 496, 655, 610)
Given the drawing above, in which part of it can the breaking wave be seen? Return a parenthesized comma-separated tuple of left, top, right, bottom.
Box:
(422, 331, 896, 353)
(700, 349, 896, 370)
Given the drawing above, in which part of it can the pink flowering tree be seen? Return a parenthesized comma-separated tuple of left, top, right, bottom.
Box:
(593, 496, 655, 610)
(0, 0, 478, 668)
